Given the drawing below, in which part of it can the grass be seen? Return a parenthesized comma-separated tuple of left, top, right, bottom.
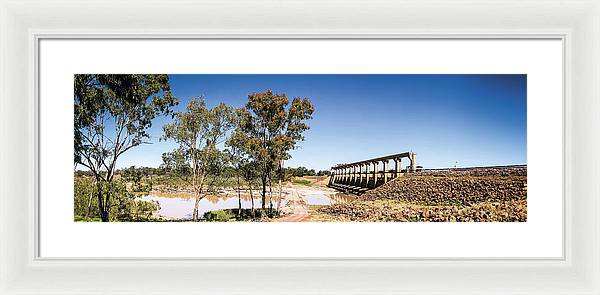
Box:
(307, 204, 327, 211)
(292, 178, 313, 186)
(204, 208, 280, 221)
(74, 215, 103, 222)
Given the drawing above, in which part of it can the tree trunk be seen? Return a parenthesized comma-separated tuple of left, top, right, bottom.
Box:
(276, 176, 283, 212)
(95, 180, 108, 222)
(86, 189, 94, 218)
(191, 173, 205, 221)
(237, 174, 241, 216)
(261, 174, 267, 209)
(191, 151, 199, 221)
(101, 165, 117, 222)
(276, 160, 283, 212)
(102, 183, 111, 222)
(192, 196, 201, 220)
(249, 182, 255, 218)
(268, 174, 273, 212)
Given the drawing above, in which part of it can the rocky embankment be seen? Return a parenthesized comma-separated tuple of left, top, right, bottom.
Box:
(317, 167, 527, 222)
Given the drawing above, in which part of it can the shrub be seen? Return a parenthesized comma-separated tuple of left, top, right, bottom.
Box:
(292, 178, 312, 186)
(203, 210, 234, 222)
(203, 208, 280, 221)
(74, 176, 159, 221)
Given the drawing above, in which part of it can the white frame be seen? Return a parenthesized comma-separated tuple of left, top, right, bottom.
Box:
(1, 0, 598, 294)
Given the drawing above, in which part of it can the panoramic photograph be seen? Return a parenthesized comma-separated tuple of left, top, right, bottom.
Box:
(74, 74, 527, 222)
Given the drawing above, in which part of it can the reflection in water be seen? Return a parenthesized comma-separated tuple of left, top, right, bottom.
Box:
(140, 195, 195, 219)
(141, 193, 269, 220)
(142, 191, 351, 220)
(303, 194, 332, 205)
(331, 193, 356, 203)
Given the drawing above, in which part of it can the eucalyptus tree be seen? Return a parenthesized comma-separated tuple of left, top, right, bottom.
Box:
(239, 90, 314, 209)
(162, 97, 234, 220)
(74, 74, 177, 222)
(240, 161, 259, 217)
(121, 166, 143, 189)
(160, 148, 191, 179)
(226, 121, 250, 216)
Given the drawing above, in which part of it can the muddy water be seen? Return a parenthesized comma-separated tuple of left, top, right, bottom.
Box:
(141, 193, 266, 220)
(303, 193, 355, 205)
(142, 189, 353, 220)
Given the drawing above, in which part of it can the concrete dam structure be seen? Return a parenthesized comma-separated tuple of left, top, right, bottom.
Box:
(328, 152, 417, 195)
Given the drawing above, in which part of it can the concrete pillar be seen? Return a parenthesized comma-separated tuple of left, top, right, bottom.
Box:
(344, 166, 349, 183)
(363, 163, 367, 187)
(366, 162, 371, 187)
(345, 166, 348, 184)
(347, 166, 352, 185)
(372, 161, 378, 187)
(410, 153, 417, 172)
(395, 158, 402, 178)
(383, 160, 389, 183)
(352, 165, 357, 185)
(329, 169, 334, 185)
(347, 166, 352, 184)
(358, 163, 363, 187)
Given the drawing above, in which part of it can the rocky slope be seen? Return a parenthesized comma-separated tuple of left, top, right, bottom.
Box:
(316, 167, 527, 222)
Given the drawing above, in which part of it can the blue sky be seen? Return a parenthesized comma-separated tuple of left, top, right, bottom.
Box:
(115, 74, 527, 171)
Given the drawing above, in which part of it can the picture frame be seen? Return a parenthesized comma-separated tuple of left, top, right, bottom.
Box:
(0, 0, 597, 294)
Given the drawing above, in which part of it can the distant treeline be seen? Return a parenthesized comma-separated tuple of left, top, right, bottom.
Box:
(284, 166, 330, 177)
(75, 165, 331, 179)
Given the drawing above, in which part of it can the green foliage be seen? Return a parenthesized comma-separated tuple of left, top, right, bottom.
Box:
(292, 178, 312, 186)
(237, 90, 314, 206)
(74, 215, 102, 222)
(74, 170, 95, 177)
(74, 74, 178, 180)
(120, 165, 153, 192)
(150, 174, 191, 189)
(74, 176, 159, 221)
(240, 161, 259, 186)
(203, 210, 235, 222)
(119, 166, 163, 178)
(240, 208, 279, 219)
(204, 208, 279, 221)
(240, 90, 314, 164)
(74, 176, 100, 219)
(317, 170, 331, 176)
(160, 148, 191, 177)
(74, 74, 178, 221)
(74, 81, 317, 222)
(285, 166, 317, 177)
(161, 97, 235, 220)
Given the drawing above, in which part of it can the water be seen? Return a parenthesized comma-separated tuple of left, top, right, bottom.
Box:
(302, 193, 355, 205)
(140, 193, 263, 220)
(140, 190, 353, 220)
(303, 194, 333, 205)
